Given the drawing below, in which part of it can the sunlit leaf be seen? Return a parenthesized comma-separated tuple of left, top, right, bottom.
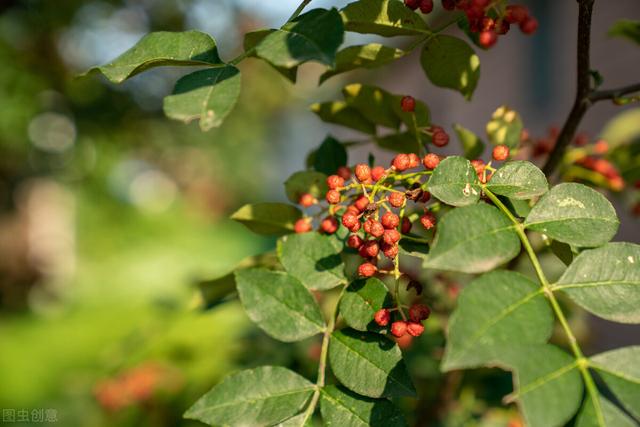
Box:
(339, 277, 392, 331)
(231, 202, 302, 235)
(320, 44, 406, 83)
(427, 156, 481, 206)
(486, 106, 523, 148)
(340, 0, 430, 37)
(310, 101, 376, 134)
(453, 123, 484, 159)
(486, 161, 548, 200)
(343, 84, 401, 129)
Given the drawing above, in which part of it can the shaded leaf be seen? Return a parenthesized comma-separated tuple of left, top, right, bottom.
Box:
(425, 203, 520, 273)
(184, 366, 315, 426)
(284, 170, 329, 204)
(320, 44, 405, 83)
(320, 385, 407, 427)
(375, 132, 424, 154)
(524, 183, 619, 247)
(313, 136, 348, 175)
(163, 66, 241, 131)
(590, 346, 640, 419)
(486, 161, 548, 200)
(235, 268, 326, 342)
(243, 29, 298, 82)
(500, 196, 532, 218)
(486, 106, 523, 148)
(343, 84, 401, 129)
(608, 19, 640, 45)
(427, 156, 481, 206)
(231, 202, 302, 235)
(549, 240, 574, 266)
(340, 0, 430, 37)
(420, 35, 480, 100)
(453, 123, 485, 159)
(278, 232, 346, 290)
(576, 394, 637, 427)
(339, 277, 393, 331)
(310, 101, 376, 134)
(86, 31, 223, 83)
(442, 271, 552, 370)
(390, 95, 430, 133)
(329, 329, 416, 398)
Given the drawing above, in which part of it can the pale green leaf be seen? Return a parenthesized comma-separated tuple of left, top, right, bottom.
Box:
(243, 29, 298, 82)
(425, 203, 520, 273)
(486, 106, 523, 148)
(442, 271, 552, 370)
(184, 366, 315, 426)
(320, 44, 405, 83)
(486, 161, 548, 200)
(340, 0, 430, 37)
(576, 394, 637, 427)
(343, 84, 401, 129)
(453, 123, 485, 159)
(231, 202, 302, 235)
(420, 35, 480, 100)
(86, 31, 222, 83)
(310, 101, 376, 134)
(163, 65, 241, 131)
(278, 232, 346, 290)
(339, 277, 392, 331)
(284, 170, 329, 204)
(427, 156, 481, 206)
(524, 183, 620, 247)
(590, 346, 640, 418)
(329, 329, 416, 398)
(320, 385, 407, 427)
(235, 268, 326, 342)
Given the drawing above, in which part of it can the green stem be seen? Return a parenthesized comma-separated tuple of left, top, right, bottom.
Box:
(483, 188, 605, 426)
(287, 0, 312, 22)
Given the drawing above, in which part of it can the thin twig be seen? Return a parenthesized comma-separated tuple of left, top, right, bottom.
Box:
(589, 82, 640, 102)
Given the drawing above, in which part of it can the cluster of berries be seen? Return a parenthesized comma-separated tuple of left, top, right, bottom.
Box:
(374, 303, 431, 338)
(404, 0, 538, 49)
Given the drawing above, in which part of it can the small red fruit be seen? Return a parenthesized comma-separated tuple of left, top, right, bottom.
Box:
(482, 17, 495, 31)
(374, 309, 390, 326)
(594, 139, 609, 154)
(327, 175, 345, 190)
(505, 5, 529, 24)
(495, 19, 510, 35)
(470, 159, 485, 174)
(400, 95, 416, 112)
(371, 166, 386, 182)
(392, 154, 411, 172)
(299, 193, 316, 207)
(573, 133, 588, 146)
(383, 229, 401, 245)
(420, 211, 437, 230)
(355, 163, 371, 182)
(360, 240, 380, 258)
(441, 0, 455, 11)
(326, 189, 341, 204)
(347, 234, 364, 249)
(320, 216, 338, 234)
(404, 0, 420, 10)
(408, 153, 421, 169)
(419, 0, 433, 14)
(431, 128, 450, 147)
(358, 262, 377, 277)
(401, 216, 412, 234)
(369, 220, 385, 238)
(409, 304, 431, 322)
(420, 191, 431, 203)
(348, 221, 361, 233)
(337, 166, 351, 180)
(422, 153, 441, 169)
(520, 16, 538, 34)
(492, 144, 510, 161)
(391, 321, 408, 337)
(381, 211, 400, 229)
(294, 219, 312, 233)
(407, 322, 425, 337)
(388, 192, 405, 208)
(354, 195, 370, 212)
(382, 242, 399, 259)
(479, 30, 497, 48)
(342, 212, 359, 229)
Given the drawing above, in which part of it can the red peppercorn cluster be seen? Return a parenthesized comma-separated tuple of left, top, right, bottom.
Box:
(373, 302, 431, 338)
(404, 0, 538, 49)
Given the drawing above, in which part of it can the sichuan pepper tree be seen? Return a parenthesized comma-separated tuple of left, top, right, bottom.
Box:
(87, 0, 640, 426)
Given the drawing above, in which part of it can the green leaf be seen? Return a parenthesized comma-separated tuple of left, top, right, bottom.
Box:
(163, 66, 241, 131)
(231, 202, 302, 235)
(85, 31, 223, 83)
(329, 329, 416, 398)
(500, 196, 532, 218)
(339, 278, 393, 331)
(425, 203, 520, 273)
(576, 394, 638, 427)
(486, 105, 524, 148)
(184, 366, 315, 426)
(486, 161, 548, 200)
(420, 35, 480, 100)
(235, 268, 326, 342)
(320, 44, 405, 83)
(524, 183, 620, 247)
(275, 412, 313, 427)
(343, 84, 401, 129)
(590, 346, 640, 419)
(390, 95, 430, 133)
(310, 101, 376, 134)
(549, 240, 574, 266)
(340, 0, 430, 37)
(555, 243, 640, 323)
(243, 29, 298, 82)
(284, 170, 329, 204)
(254, 9, 344, 68)
(320, 385, 408, 427)
(442, 271, 552, 371)
(494, 345, 583, 427)
(453, 123, 485, 159)
(427, 156, 481, 206)
(313, 136, 348, 175)
(375, 132, 424, 154)
(277, 232, 346, 290)
(608, 19, 640, 45)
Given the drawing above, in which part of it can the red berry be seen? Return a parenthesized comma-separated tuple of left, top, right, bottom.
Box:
(419, 0, 433, 14)
(392, 154, 411, 172)
(370, 165, 385, 182)
(326, 189, 341, 204)
(505, 5, 529, 24)
(492, 144, 510, 161)
(337, 166, 351, 180)
(404, 0, 420, 10)
(370, 221, 385, 238)
(422, 153, 441, 170)
(408, 153, 420, 169)
(354, 195, 370, 212)
(420, 191, 431, 203)
(374, 309, 390, 326)
(381, 242, 399, 259)
(420, 211, 437, 230)
(479, 30, 497, 48)
(495, 19, 510, 35)
(470, 159, 485, 175)
(294, 219, 312, 233)
(345, 205, 360, 216)
(442, 0, 455, 11)
(520, 16, 538, 34)
(360, 240, 380, 258)
(594, 139, 609, 154)
(299, 193, 316, 207)
(407, 322, 425, 337)
(358, 262, 377, 277)
(573, 133, 588, 146)
(401, 216, 412, 234)
(320, 216, 338, 234)
(347, 234, 364, 249)
(409, 304, 431, 322)
(432, 129, 450, 147)
(383, 229, 401, 245)
(327, 175, 345, 190)
(388, 192, 405, 208)
(381, 211, 400, 229)
(400, 95, 416, 112)
(348, 221, 361, 233)
(354, 164, 371, 182)
(473, 0, 489, 7)
(391, 321, 407, 337)
(482, 16, 495, 31)
(342, 212, 359, 229)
